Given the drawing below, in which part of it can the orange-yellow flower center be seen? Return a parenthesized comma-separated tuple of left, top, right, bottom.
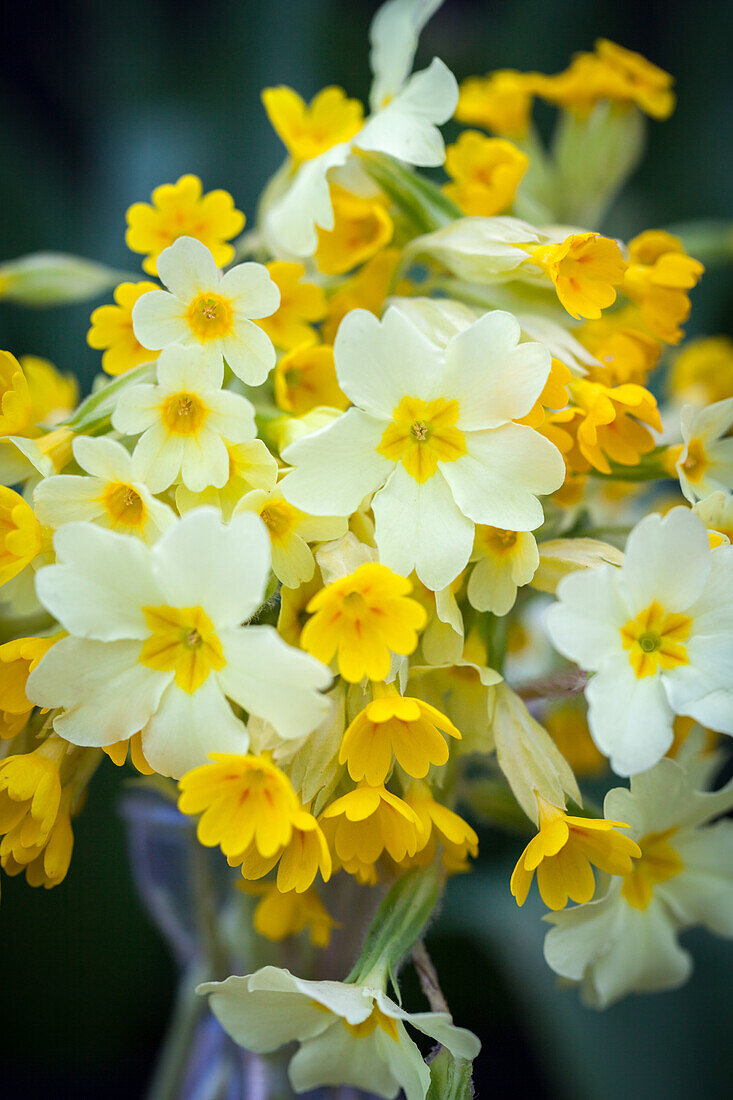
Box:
(620, 600, 692, 678)
(343, 1005, 400, 1042)
(260, 499, 299, 545)
(378, 396, 466, 483)
(681, 439, 708, 483)
(620, 828, 683, 909)
(101, 481, 146, 528)
(185, 293, 234, 341)
(139, 605, 225, 693)
(160, 391, 207, 436)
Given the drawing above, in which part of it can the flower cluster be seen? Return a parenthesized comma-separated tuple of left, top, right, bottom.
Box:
(1, 1, 732, 1095)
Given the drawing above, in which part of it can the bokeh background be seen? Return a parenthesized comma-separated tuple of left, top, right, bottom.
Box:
(1, 1, 732, 1096)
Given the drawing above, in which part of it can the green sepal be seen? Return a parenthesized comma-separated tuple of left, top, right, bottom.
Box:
(0, 251, 137, 307)
(426, 1047, 475, 1100)
(357, 152, 461, 235)
(62, 362, 156, 433)
(346, 865, 442, 995)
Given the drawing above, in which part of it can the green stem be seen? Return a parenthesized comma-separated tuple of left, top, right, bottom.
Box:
(145, 964, 208, 1100)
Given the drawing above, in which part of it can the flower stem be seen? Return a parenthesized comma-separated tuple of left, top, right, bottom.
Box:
(412, 939, 450, 1016)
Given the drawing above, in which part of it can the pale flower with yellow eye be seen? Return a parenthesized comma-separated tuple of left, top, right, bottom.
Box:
(33, 436, 174, 544)
(175, 439, 278, 520)
(547, 507, 733, 776)
(131, 237, 280, 385)
(111, 345, 257, 494)
(544, 747, 733, 1008)
(467, 525, 539, 615)
(674, 397, 733, 503)
(234, 485, 347, 589)
(26, 509, 332, 779)
(280, 306, 564, 591)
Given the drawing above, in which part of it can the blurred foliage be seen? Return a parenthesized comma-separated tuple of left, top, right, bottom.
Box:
(1, 0, 732, 1096)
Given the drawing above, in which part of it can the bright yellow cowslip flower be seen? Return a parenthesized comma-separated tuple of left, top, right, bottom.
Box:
(102, 731, 155, 775)
(455, 70, 538, 138)
(300, 562, 427, 683)
(401, 781, 478, 873)
(0, 735, 65, 843)
(536, 40, 675, 120)
(0, 351, 78, 438)
(670, 336, 733, 405)
(543, 699, 607, 778)
(1, 790, 74, 890)
(243, 881, 339, 947)
(274, 343, 349, 415)
(0, 635, 56, 740)
(0, 487, 44, 587)
(322, 248, 400, 345)
(511, 795, 641, 910)
(518, 358, 573, 431)
(622, 230, 704, 344)
(557, 378, 662, 474)
(315, 187, 394, 276)
(339, 687, 460, 786)
(321, 783, 425, 875)
(255, 262, 327, 351)
(444, 132, 528, 217)
(261, 85, 364, 163)
(526, 232, 627, 320)
(0, 351, 32, 436)
(235, 807, 332, 893)
(87, 281, 160, 375)
(178, 753, 301, 860)
(576, 313, 661, 387)
(125, 175, 245, 276)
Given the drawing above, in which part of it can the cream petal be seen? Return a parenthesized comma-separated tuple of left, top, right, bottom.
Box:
(156, 235, 221, 299)
(357, 58, 458, 167)
(334, 306, 445, 417)
(131, 289, 188, 350)
(152, 508, 270, 627)
(141, 677, 248, 779)
(27, 637, 169, 745)
(218, 624, 332, 739)
(205, 388, 257, 443)
(199, 972, 332, 1053)
(131, 425, 184, 494)
(35, 522, 161, 639)
(441, 425, 564, 531)
(112, 383, 162, 436)
(281, 408, 391, 516)
(220, 261, 281, 318)
(547, 563, 628, 669)
(265, 142, 352, 257)
(156, 343, 224, 392)
(442, 311, 551, 430)
(289, 1024, 401, 1098)
(372, 463, 473, 589)
(368, 0, 444, 110)
(586, 655, 674, 776)
(33, 475, 107, 528)
(221, 323, 276, 386)
(72, 435, 134, 480)
(621, 508, 710, 613)
(179, 430, 230, 492)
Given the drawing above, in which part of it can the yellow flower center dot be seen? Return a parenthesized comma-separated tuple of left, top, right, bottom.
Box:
(681, 439, 708, 483)
(140, 604, 225, 693)
(102, 481, 146, 529)
(378, 396, 466, 483)
(621, 828, 683, 909)
(260, 500, 299, 545)
(186, 293, 234, 341)
(161, 391, 207, 436)
(620, 600, 692, 678)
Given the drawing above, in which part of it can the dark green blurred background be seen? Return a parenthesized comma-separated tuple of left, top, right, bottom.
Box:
(1, 1, 732, 1096)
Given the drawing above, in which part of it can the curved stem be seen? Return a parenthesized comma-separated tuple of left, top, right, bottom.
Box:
(412, 939, 450, 1016)
(513, 666, 588, 701)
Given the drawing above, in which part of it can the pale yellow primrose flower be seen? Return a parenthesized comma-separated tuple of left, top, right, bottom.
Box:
(131, 236, 280, 386)
(111, 345, 257, 494)
(280, 305, 564, 591)
(33, 436, 175, 544)
(26, 509, 332, 779)
(200, 965, 480, 1100)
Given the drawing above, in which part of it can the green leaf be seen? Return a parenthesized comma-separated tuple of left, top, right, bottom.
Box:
(347, 865, 442, 992)
(427, 1048, 475, 1100)
(357, 152, 461, 235)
